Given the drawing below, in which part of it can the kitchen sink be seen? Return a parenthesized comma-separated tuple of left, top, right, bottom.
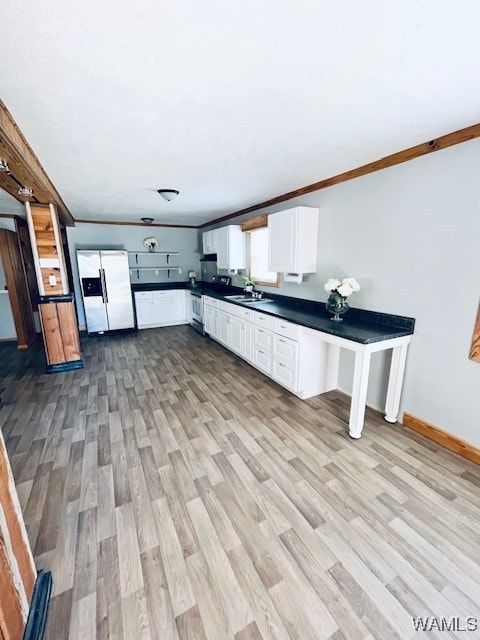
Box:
(243, 298, 273, 304)
(224, 294, 274, 304)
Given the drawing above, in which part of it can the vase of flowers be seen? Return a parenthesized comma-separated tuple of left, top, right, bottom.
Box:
(144, 236, 158, 253)
(324, 277, 360, 321)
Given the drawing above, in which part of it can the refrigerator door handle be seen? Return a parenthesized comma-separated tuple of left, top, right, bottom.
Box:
(100, 269, 108, 303)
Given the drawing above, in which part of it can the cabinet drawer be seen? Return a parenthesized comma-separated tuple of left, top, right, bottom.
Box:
(273, 334, 298, 364)
(240, 308, 254, 322)
(272, 359, 298, 392)
(273, 318, 301, 340)
(254, 311, 274, 330)
(219, 300, 237, 314)
(254, 346, 272, 375)
(203, 296, 219, 308)
(151, 290, 172, 299)
(255, 327, 272, 350)
(135, 291, 153, 300)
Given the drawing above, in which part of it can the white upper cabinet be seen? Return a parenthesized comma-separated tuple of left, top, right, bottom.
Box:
(216, 225, 247, 271)
(202, 229, 218, 255)
(268, 206, 319, 276)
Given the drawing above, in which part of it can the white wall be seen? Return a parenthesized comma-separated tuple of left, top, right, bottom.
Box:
(67, 223, 201, 327)
(202, 139, 480, 445)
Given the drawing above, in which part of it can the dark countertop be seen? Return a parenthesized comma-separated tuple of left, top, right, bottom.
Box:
(131, 281, 415, 344)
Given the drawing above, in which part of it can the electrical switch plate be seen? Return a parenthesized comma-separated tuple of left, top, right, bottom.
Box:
(48, 275, 57, 286)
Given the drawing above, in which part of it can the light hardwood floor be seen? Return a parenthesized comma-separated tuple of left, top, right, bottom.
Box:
(1, 326, 480, 640)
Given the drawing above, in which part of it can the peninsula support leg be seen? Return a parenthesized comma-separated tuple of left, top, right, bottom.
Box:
(384, 342, 409, 424)
(349, 351, 371, 439)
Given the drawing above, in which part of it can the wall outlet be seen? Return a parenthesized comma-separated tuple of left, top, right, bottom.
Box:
(49, 275, 57, 286)
(178, 268, 182, 274)
(155, 269, 159, 275)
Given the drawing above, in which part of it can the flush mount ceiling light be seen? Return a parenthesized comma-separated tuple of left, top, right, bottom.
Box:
(18, 186, 33, 198)
(157, 189, 179, 202)
(0, 158, 9, 172)
(141, 217, 154, 225)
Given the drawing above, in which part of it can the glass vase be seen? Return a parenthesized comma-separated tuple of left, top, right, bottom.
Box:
(326, 292, 349, 321)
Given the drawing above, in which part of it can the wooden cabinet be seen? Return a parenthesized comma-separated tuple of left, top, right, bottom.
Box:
(26, 203, 69, 296)
(268, 206, 319, 276)
(216, 225, 247, 271)
(38, 297, 83, 372)
(134, 289, 189, 328)
(202, 230, 218, 255)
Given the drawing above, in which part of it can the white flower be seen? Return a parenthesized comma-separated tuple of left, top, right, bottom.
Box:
(337, 283, 353, 297)
(324, 278, 341, 292)
(342, 277, 360, 292)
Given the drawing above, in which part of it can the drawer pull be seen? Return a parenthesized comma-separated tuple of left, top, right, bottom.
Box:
(258, 350, 264, 354)
(280, 324, 287, 328)
(258, 329, 264, 333)
(279, 339, 285, 343)
(278, 362, 286, 367)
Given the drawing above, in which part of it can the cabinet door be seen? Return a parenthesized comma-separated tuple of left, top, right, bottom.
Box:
(255, 327, 273, 351)
(268, 208, 297, 272)
(218, 311, 230, 343)
(254, 345, 272, 375)
(202, 232, 209, 254)
(243, 321, 255, 363)
(136, 299, 155, 327)
(153, 297, 175, 323)
(230, 316, 243, 355)
(272, 359, 298, 392)
(216, 227, 229, 269)
(204, 305, 213, 335)
(210, 230, 218, 254)
(173, 290, 187, 321)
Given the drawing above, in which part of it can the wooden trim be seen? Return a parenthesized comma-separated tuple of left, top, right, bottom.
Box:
(403, 412, 480, 466)
(0, 229, 36, 348)
(241, 213, 268, 232)
(469, 305, 480, 363)
(199, 122, 480, 229)
(75, 218, 198, 229)
(254, 274, 280, 288)
(0, 100, 74, 227)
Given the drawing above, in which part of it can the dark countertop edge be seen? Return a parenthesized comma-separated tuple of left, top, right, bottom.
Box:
(131, 281, 415, 344)
(38, 293, 75, 303)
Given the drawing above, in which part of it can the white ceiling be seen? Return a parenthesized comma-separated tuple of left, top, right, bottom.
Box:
(1, 1, 480, 225)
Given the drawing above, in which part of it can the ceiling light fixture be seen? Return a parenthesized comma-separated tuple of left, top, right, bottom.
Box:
(157, 189, 179, 202)
(18, 186, 33, 198)
(141, 217, 154, 225)
(0, 159, 9, 173)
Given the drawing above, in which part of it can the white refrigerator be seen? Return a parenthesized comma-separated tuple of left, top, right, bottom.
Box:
(77, 250, 135, 334)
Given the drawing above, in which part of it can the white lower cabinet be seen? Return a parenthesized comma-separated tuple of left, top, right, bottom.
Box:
(230, 315, 243, 355)
(243, 321, 255, 363)
(135, 289, 189, 329)
(218, 310, 231, 344)
(254, 345, 272, 375)
(272, 358, 297, 392)
(205, 299, 330, 399)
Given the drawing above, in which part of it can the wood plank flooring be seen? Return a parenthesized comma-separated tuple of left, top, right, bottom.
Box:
(1, 326, 480, 639)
